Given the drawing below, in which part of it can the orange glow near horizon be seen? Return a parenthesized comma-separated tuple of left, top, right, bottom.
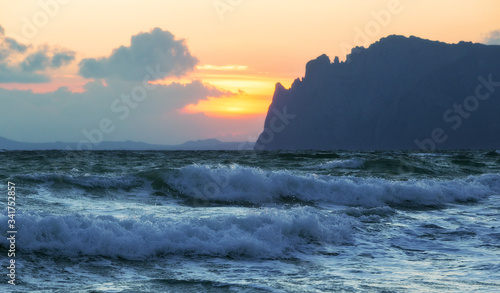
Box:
(157, 66, 294, 118)
(182, 93, 271, 118)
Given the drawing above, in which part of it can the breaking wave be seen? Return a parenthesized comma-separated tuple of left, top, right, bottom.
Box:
(165, 164, 500, 208)
(15, 163, 500, 209)
(1, 207, 355, 260)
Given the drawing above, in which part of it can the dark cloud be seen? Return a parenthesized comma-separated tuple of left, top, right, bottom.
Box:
(21, 51, 51, 71)
(20, 49, 75, 72)
(0, 49, 8, 62)
(5, 37, 28, 53)
(79, 28, 198, 81)
(0, 26, 75, 83)
(483, 30, 500, 45)
(51, 50, 76, 67)
(0, 64, 50, 83)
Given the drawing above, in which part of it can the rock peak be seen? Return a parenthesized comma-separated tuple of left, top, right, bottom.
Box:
(305, 54, 330, 79)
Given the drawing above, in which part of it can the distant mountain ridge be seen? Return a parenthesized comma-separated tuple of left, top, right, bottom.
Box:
(255, 35, 500, 150)
(0, 136, 254, 151)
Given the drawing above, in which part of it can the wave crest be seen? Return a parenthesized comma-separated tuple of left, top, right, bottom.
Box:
(165, 164, 500, 208)
(1, 207, 355, 259)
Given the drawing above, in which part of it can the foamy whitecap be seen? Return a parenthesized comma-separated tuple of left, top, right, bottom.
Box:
(165, 164, 500, 208)
(1, 207, 355, 260)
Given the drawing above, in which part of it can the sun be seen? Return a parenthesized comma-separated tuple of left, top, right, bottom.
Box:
(153, 64, 294, 118)
(182, 93, 271, 118)
(179, 65, 293, 118)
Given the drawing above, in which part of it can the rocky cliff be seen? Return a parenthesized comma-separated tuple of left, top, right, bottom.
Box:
(255, 35, 500, 150)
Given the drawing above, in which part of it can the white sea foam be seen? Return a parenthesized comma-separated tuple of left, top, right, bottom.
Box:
(166, 164, 500, 207)
(1, 207, 355, 260)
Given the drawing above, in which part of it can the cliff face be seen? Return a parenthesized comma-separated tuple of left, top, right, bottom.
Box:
(255, 35, 500, 151)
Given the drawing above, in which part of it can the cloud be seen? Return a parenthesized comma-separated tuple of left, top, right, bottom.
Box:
(0, 64, 51, 83)
(0, 47, 75, 83)
(5, 37, 28, 53)
(0, 79, 232, 144)
(51, 51, 75, 67)
(79, 28, 198, 81)
(0, 26, 75, 83)
(0, 26, 259, 145)
(21, 50, 51, 72)
(483, 30, 500, 45)
(19, 48, 75, 71)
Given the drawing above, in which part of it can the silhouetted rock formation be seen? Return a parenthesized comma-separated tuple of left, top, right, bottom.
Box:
(255, 35, 500, 150)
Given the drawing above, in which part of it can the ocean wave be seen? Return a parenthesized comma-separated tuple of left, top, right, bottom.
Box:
(14, 164, 500, 209)
(0, 207, 355, 260)
(164, 164, 500, 208)
(16, 173, 142, 190)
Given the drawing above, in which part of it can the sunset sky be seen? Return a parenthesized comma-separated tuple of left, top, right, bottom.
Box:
(1, 0, 499, 145)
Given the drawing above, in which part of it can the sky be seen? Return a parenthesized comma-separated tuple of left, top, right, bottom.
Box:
(0, 0, 499, 145)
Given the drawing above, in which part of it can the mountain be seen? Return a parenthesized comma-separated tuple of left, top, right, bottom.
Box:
(255, 35, 500, 151)
(0, 137, 254, 151)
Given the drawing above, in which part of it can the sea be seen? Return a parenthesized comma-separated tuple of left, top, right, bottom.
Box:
(1, 150, 500, 292)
